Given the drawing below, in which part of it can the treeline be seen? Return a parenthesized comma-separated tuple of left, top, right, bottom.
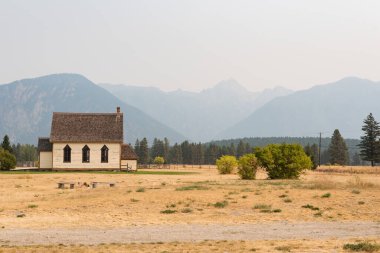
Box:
(134, 137, 253, 165)
(0, 135, 38, 169)
(133, 135, 363, 166)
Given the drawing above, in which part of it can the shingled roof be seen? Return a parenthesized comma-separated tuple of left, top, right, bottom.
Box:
(121, 144, 138, 160)
(50, 112, 123, 143)
(38, 137, 53, 152)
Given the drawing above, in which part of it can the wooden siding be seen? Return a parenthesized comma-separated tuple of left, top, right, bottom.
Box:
(39, 152, 53, 169)
(52, 143, 120, 170)
(121, 160, 137, 171)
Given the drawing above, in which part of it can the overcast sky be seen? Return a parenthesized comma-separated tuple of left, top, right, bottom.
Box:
(1, 0, 379, 92)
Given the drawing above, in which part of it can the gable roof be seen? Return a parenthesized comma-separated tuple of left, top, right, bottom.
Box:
(121, 144, 138, 160)
(50, 112, 123, 143)
(38, 137, 53, 152)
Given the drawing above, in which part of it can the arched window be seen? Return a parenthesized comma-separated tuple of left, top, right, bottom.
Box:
(63, 145, 71, 163)
(82, 145, 90, 163)
(101, 145, 109, 163)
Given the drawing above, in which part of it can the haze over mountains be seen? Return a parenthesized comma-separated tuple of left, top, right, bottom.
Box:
(0, 74, 379, 145)
(0, 74, 185, 144)
(219, 77, 380, 139)
(100, 80, 292, 141)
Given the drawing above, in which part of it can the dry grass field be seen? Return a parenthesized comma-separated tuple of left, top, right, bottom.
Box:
(1, 166, 380, 252)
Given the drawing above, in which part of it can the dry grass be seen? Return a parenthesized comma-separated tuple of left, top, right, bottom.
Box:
(317, 165, 380, 174)
(0, 167, 379, 230)
(1, 238, 379, 252)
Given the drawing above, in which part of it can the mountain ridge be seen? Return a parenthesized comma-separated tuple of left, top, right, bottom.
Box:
(218, 77, 380, 139)
(0, 73, 186, 144)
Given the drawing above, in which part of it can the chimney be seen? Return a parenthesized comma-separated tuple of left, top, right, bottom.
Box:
(116, 106, 121, 122)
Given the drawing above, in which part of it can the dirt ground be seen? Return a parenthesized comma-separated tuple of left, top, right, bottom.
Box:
(0, 167, 379, 252)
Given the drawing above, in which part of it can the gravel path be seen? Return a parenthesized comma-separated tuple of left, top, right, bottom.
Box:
(1, 222, 379, 246)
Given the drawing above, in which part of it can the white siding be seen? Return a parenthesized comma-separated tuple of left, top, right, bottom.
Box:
(39, 152, 52, 169)
(52, 143, 120, 170)
(121, 160, 137, 171)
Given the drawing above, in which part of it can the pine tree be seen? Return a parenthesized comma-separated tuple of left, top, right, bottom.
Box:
(358, 113, 380, 166)
(134, 139, 140, 163)
(237, 140, 245, 158)
(1, 135, 12, 153)
(328, 129, 349, 165)
(304, 143, 319, 169)
(139, 138, 149, 164)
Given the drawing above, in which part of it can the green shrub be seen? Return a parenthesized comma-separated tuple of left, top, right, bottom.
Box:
(213, 201, 228, 208)
(253, 204, 272, 210)
(175, 185, 209, 191)
(216, 155, 238, 174)
(343, 241, 380, 252)
(0, 148, 16, 170)
(255, 144, 312, 179)
(181, 208, 193, 213)
(237, 154, 259, 180)
(302, 204, 319, 211)
(160, 209, 177, 214)
(321, 193, 331, 198)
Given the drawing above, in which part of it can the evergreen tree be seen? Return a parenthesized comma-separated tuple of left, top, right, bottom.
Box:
(358, 113, 380, 166)
(352, 152, 361, 166)
(181, 141, 192, 164)
(134, 139, 140, 162)
(236, 140, 245, 158)
(1, 135, 12, 153)
(139, 138, 149, 164)
(328, 129, 349, 165)
(163, 138, 170, 163)
(304, 143, 319, 169)
(169, 143, 182, 164)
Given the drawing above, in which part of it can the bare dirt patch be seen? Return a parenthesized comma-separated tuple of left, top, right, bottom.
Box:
(0, 167, 379, 251)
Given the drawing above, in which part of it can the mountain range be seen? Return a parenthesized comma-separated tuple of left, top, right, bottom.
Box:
(0, 74, 185, 144)
(0, 74, 379, 145)
(219, 77, 380, 139)
(100, 80, 292, 141)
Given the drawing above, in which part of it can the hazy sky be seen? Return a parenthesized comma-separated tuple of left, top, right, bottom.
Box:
(1, 0, 379, 92)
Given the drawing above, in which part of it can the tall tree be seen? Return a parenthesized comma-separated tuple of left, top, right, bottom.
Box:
(1, 135, 12, 153)
(163, 137, 170, 162)
(358, 113, 380, 166)
(139, 138, 149, 164)
(236, 140, 245, 158)
(304, 143, 319, 169)
(134, 139, 140, 162)
(328, 129, 349, 165)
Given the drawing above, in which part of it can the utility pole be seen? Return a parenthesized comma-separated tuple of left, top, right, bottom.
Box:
(318, 132, 322, 167)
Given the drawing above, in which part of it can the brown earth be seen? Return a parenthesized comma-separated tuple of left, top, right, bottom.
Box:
(0, 167, 379, 252)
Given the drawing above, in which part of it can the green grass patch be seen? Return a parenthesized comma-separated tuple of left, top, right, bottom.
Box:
(0, 170, 197, 175)
(213, 201, 228, 208)
(279, 194, 287, 198)
(321, 192, 331, 198)
(358, 201, 365, 205)
(343, 241, 380, 252)
(136, 187, 145, 192)
(27, 204, 38, 208)
(253, 204, 272, 210)
(302, 204, 320, 211)
(160, 209, 177, 214)
(181, 208, 193, 213)
(175, 185, 209, 191)
(275, 246, 292, 252)
(283, 198, 292, 203)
